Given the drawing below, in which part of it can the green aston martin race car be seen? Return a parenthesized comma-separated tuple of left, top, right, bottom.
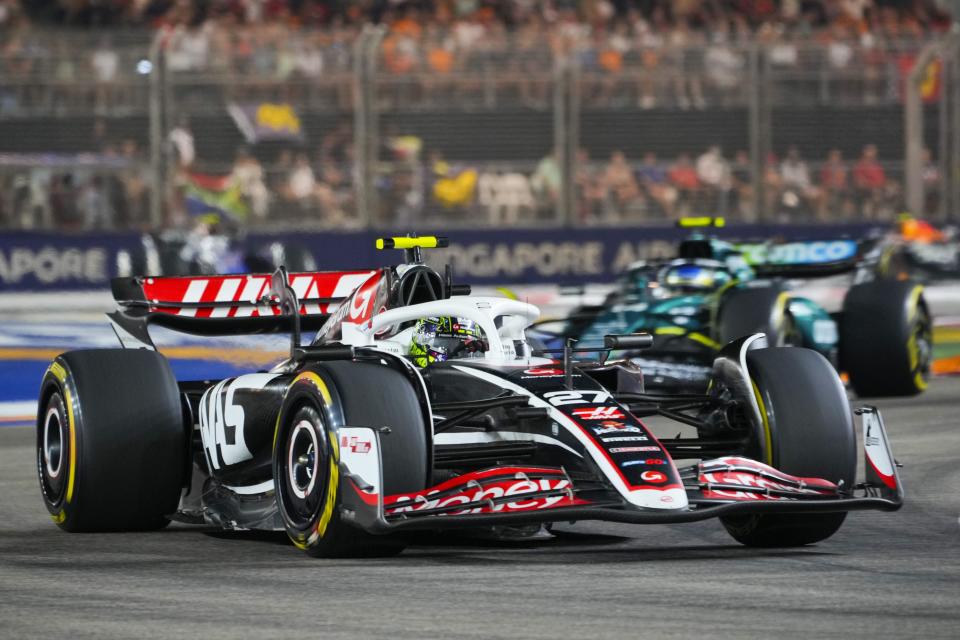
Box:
(531, 223, 932, 397)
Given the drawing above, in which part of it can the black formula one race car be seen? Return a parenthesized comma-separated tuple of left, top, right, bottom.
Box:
(36, 236, 903, 557)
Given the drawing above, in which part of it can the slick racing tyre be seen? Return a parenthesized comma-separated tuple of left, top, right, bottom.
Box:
(721, 347, 856, 547)
(37, 350, 187, 532)
(274, 361, 428, 558)
(840, 281, 931, 397)
(717, 287, 801, 348)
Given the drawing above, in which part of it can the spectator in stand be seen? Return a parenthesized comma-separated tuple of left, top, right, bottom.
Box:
(819, 148, 853, 219)
(230, 147, 269, 221)
(119, 138, 148, 227)
(422, 22, 456, 105)
(287, 151, 318, 212)
(317, 158, 351, 225)
(668, 153, 700, 216)
(79, 175, 113, 230)
(601, 150, 642, 220)
(696, 145, 731, 215)
(636, 152, 677, 219)
(853, 144, 887, 219)
(169, 115, 195, 169)
(763, 152, 783, 216)
(779, 145, 821, 220)
(319, 118, 352, 165)
(730, 150, 753, 220)
(633, 9, 666, 109)
(91, 36, 118, 114)
(575, 147, 605, 222)
(669, 19, 706, 110)
(825, 24, 856, 103)
(704, 22, 744, 106)
(531, 150, 561, 211)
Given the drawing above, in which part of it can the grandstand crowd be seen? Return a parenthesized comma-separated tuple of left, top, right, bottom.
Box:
(2, 1, 950, 109)
(0, 0, 951, 229)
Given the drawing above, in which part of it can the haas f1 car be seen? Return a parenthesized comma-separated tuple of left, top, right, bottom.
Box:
(36, 236, 903, 557)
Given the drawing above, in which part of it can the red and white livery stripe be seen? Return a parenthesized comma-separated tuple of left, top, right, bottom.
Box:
(451, 365, 689, 510)
(139, 271, 378, 319)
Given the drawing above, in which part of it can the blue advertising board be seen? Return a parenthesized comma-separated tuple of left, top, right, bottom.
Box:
(0, 232, 142, 292)
(253, 223, 879, 286)
(0, 224, 880, 291)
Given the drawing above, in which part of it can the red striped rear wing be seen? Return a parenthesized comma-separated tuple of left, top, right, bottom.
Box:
(112, 271, 381, 319)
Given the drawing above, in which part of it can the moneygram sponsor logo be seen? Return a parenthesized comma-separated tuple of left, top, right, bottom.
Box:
(610, 446, 660, 453)
(386, 478, 573, 515)
(571, 407, 625, 420)
(599, 435, 649, 442)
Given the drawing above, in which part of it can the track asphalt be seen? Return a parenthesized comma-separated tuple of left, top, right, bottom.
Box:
(1, 380, 957, 639)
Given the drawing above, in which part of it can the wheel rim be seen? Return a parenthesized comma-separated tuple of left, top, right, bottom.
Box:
(43, 407, 64, 479)
(37, 394, 67, 504)
(278, 411, 328, 527)
(287, 420, 319, 500)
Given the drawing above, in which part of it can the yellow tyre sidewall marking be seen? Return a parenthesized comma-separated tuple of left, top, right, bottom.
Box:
(315, 431, 340, 539)
(46, 362, 78, 508)
(751, 380, 774, 466)
(278, 371, 339, 549)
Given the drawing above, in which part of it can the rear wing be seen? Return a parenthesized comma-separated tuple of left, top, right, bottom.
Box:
(734, 239, 863, 278)
(108, 269, 380, 346)
(107, 234, 462, 352)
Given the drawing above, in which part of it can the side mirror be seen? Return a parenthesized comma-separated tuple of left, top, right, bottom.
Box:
(604, 333, 653, 350)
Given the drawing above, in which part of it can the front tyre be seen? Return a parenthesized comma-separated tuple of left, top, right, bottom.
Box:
(273, 362, 429, 557)
(274, 404, 368, 557)
(721, 347, 857, 547)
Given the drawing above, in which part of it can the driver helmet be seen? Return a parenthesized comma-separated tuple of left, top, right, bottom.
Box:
(410, 317, 487, 367)
(661, 261, 731, 295)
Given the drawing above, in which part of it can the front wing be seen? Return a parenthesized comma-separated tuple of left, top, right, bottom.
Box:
(337, 407, 902, 534)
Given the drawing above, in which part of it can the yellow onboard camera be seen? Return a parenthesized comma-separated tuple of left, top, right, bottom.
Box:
(375, 235, 449, 263)
(375, 236, 449, 250)
(677, 216, 726, 228)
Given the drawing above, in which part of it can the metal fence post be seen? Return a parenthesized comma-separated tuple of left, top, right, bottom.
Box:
(951, 35, 960, 223)
(906, 39, 943, 217)
(552, 53, 568, 226)
(553, 49, 577, 227)
(748, 44, 768, 222)
(352, 29, 369, 229)
(353, 25, 385, 230)
(939, 52, 950, 220)
(148, 32, 164, 229)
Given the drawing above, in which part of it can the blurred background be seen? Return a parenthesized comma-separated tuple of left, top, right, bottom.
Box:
(0, 0, 958, 295)
(0, 0, 954, 235)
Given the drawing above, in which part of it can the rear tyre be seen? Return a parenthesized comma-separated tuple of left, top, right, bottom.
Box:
(718, 287, 799, 347)
(37, 350, 186, 532)
(721, 347, 856, 547)
(841, 281, 931, 397)
(274, 362, 428, 557)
